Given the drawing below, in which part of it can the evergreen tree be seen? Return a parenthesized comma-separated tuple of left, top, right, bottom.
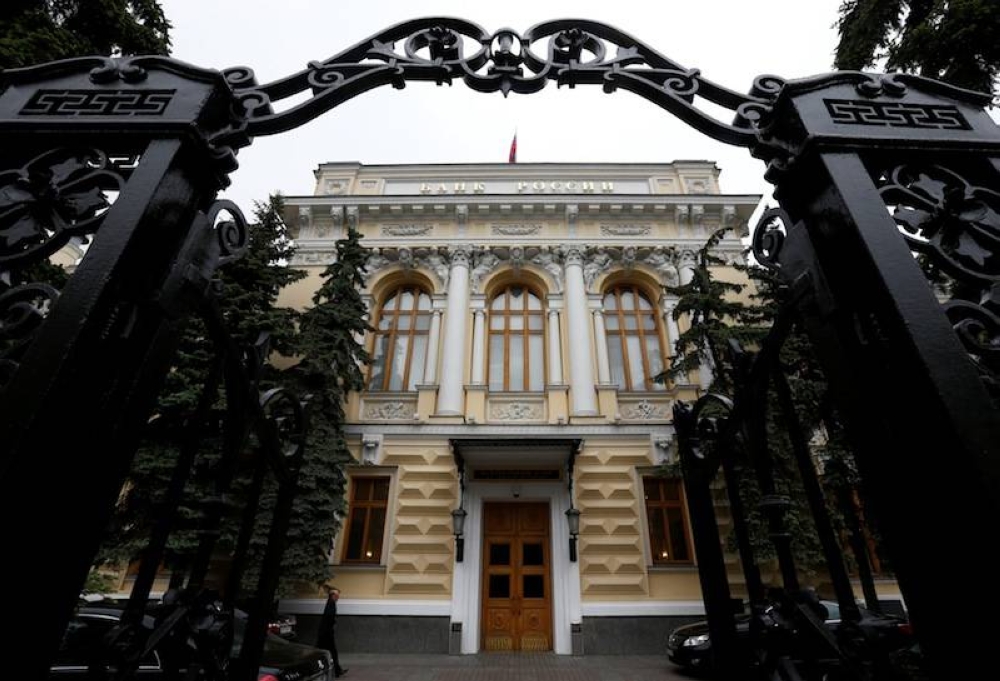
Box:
(661, 226, 768, 393)
(0, 0, 171, 69)
(270, 225, 371, 590)
(834, 0, 1000, 95)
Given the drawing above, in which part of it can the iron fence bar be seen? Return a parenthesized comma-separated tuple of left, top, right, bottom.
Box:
(719, 456, 765, 608)
(672, 397, 742, 681)
(771, 367, 860, 622)
(124, 354, 227, 623)
(731, 315, 801, 596)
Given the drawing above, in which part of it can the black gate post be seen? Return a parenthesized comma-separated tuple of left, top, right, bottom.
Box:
(0, 56, 250, 675)
(753, 73, 1000, 680)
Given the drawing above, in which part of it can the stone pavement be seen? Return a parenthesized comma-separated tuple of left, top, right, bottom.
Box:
(331, 653, 696, 681)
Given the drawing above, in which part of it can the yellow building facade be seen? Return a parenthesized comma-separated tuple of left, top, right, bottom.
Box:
(275, 160, 760, 655)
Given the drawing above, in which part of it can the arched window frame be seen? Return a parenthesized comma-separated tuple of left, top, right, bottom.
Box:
(486, 283, 547, 392)
(367, 284, 433, 392)
(602, 283, 668, 392)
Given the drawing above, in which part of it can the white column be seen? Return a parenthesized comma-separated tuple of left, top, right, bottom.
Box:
(563, 246, 598, 415)
(437, 247, 472, 415)
(423, 308, 443, 384)
(547, 309, 563, 385)
(662, 297, 681, 357)
(592, 309, 611, 384)
(470, 309, 486, 385)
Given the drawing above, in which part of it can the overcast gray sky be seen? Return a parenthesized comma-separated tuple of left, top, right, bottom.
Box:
(156, 0, 964, 218)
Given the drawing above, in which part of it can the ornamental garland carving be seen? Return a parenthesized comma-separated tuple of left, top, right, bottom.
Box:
(381, 224, 434, 236)
(600, 224, 651, 236)
(622, 399, 669, 420)
(364, 401, 415, 420)
(490, 402, 542, 420)
(492, 223, 542, 235)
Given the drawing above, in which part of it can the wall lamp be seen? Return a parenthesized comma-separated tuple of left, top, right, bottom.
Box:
(452, 445, 466, 562)
(566, 441, 581, 562)
(451, 507, 467, 563)
(565, 507, 581, 562)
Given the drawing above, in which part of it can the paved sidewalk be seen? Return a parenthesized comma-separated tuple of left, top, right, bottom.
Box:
(331, 653, 694, 681)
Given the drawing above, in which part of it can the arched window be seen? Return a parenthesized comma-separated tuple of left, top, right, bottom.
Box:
(488, 285, 545, 391)
(368, 285, 432, 391)
(603, 285, 666, 391)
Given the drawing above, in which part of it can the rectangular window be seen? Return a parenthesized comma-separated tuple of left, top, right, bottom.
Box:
(342, 476, 391, 564)
(643, 476, 693, 565)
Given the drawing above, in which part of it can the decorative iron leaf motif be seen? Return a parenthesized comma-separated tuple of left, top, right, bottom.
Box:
(880, 165, 1000, 403)
(0, 282, 60, 389)
(0, 148, 122, 269)
(879, 165, 1000, 283)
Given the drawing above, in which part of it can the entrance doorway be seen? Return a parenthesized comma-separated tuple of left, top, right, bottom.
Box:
(480, 502, 553, 651)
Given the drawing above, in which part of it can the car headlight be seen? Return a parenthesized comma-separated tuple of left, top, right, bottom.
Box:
(682, 634, 710, 647)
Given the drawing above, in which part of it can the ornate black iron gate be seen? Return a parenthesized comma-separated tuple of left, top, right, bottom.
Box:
(1, 17, 997, 681)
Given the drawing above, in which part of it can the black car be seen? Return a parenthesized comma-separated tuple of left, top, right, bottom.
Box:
(51, 601, 331, 681)
(666, 599, 914, 676)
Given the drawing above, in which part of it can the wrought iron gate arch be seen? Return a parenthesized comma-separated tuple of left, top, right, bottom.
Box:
(1, 15, 998, 681)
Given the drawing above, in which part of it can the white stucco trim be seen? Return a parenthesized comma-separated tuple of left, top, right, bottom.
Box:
(278, 598, 452, 616)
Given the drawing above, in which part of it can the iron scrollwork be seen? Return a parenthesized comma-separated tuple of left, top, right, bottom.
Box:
(223, 18, 780, 146)
(750, 206, 794, 272)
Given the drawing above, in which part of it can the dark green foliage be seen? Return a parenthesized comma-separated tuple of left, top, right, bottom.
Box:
(267, 225, 371, 591)
(834, 0, 1000, 95)
(0, 0, 171, 69)
(235, 225, 371, 594)
(660, 227, 768, 393)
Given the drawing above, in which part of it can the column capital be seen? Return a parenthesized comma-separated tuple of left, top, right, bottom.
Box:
(449, 245, 473, 267)
(561, 244, 585, 266)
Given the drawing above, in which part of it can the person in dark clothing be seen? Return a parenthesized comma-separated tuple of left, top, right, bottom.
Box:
(316, 584, 347, 677)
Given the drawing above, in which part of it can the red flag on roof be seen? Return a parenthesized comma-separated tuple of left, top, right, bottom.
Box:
(508, 132, 517, 163)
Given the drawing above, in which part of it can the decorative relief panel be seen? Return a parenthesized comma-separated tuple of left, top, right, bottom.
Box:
(491, 223, 542, 235)
(291, 250, 335, 266)
(619, 397, 671, 421)
(488, 396, 545, 422)
(381, 224, 434, 236)
(362, 397, 417, 420)
(600, 224, 651, 236)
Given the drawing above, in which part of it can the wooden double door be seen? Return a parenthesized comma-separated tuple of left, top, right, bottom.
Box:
(480, 502, 553, 652)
